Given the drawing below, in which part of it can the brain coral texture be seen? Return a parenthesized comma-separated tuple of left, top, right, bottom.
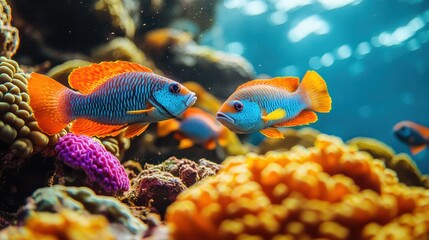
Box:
(167, 134, 429, 240)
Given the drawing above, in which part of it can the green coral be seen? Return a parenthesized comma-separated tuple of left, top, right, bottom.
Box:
(29, 185, 147, 236)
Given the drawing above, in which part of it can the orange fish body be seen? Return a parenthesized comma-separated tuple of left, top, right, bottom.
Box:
(158, 107, 228, 150)
(216, 71, 332, 138)
(28, 61, 196, 138)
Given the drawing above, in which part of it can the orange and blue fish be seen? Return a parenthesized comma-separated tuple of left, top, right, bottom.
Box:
(216, 70, 332, 138)
(157, 107, 228, 150)
(394, 121, 429, 155)
(28, 61, 197, 138)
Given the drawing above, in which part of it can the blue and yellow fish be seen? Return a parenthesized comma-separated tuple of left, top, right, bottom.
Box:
(157, 107, 228, 150)
(216, 70, 332, 138)
(394, 121, 429, 155)
(28, 61, 197, 138)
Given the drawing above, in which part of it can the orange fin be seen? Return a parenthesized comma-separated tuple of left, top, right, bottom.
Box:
(182, 107, 214, 120)
(237, 77, 299, 92)
(28, 73, 73, 135)
(260, 128, 284, 139)
(298, 70, 332, 113)
(217, 126, 229, 147)
(406, 121, 429, 139)
(124, 122, 150, 138)
(71, 118, 126, 137)
(262, 108, 286, 123)
(69, 61, 153, 94)
(204, 139, 217, 150)
(275, 110, 318, 127)
(178, 139, 194, 149)
(410, 145, 427, 155)
(157, 119, 180, 137)
(127, 107, 155, 115)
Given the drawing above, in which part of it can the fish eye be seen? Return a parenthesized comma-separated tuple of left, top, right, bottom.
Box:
(233, 101, 243, 111)
(169, 83, 181, 93)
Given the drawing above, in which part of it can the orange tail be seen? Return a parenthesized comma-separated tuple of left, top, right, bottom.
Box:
(298, 70, 332, 113)
(28, 73, 73, 135)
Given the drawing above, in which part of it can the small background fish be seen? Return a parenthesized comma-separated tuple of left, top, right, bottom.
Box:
(28, 61, 196, 138)
(157, 107, 228, 150)
(394, 121, 429, 155)
(216, 70, 332, 138)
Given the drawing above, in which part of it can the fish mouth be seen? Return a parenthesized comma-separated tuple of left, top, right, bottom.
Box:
(186, 93, 197, 107)
(216, 112, 235, 124)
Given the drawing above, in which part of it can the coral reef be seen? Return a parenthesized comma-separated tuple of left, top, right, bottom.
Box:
(55, 133, 129, 194)
(167, 134, 429, 240)
(143, 28, 255, 99)
(0, 0, 19, 58)
(348, 137, 428, 188)
(0, 57, 67, 158)
(259, 127, 320, 154)
(148, 157, 221, 187)
(128, 157, 221, 217)
(9, 0, 140, 64)
(0, 210, 115, 240)
(27, 185, 147, 238)
(129, 169, 187, 217)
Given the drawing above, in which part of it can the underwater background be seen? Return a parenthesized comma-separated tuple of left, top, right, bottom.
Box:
(201, 0, 429, 172)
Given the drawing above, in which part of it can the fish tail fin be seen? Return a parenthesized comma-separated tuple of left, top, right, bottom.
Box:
(28, 73, 74, 135)
(298, 70, 332, 113)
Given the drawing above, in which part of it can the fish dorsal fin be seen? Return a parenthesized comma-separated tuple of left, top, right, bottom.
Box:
(183, 107, 214, 120)
(123, 122, 150, 138)
(71, 118, 127, 137)
(237, 77, 299, 92)
(69, 61, 153, 94)
(406, 121, 429, 139)
(275, 110, 318, 127)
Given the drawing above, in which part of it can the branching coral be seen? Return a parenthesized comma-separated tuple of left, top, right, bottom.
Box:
(0, 57, 67, 158)
(0, 0, 19, 58)
(28, 185, 147, 238)
(55, 133, 130, 193)
(0, 210, 115, 240)
(166, 134, 429, 240)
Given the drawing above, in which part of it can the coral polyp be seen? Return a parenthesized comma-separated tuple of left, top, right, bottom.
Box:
(166, 134, 429, 240)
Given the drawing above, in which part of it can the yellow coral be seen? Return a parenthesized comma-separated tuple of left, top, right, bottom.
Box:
(0, 210, 115, 240)
(166, 134, 429, 240)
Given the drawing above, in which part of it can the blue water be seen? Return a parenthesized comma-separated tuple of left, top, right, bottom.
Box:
(201, 0, 429, 173)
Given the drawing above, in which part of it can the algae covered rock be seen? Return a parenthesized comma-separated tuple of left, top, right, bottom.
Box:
(0, 0, 19, 58)
(27, 185, 148, 238)
(143, 28, 255, 99)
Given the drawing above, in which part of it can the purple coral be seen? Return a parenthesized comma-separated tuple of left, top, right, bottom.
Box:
(55, 133, 129, 193)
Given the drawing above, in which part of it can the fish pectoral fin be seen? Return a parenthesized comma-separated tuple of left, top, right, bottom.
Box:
(260, 128, 284, 139)
(178, 139, 194, 149)
(127, 107, 155, 114)
(410, 145, 427, 155)
(274, 110, 318, 127)
(123, 122, 150, 138)
(157, 119, 180, 137)
(71, 119, 126, 137)
(204, 139, 217, 150)
(262, 108, 286, 123)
